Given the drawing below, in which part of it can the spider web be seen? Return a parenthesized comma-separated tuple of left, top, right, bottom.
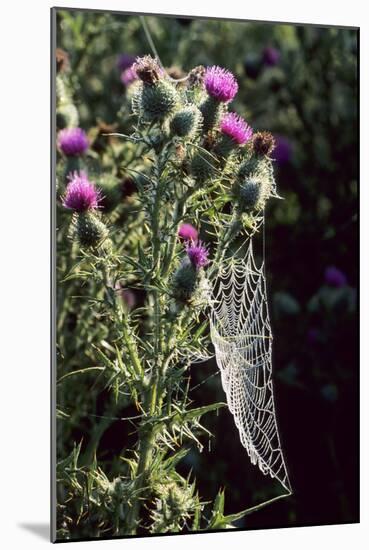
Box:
(209, 237, 291, 494)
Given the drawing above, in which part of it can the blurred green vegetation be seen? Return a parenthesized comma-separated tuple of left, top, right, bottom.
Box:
(55, 9, 358, 540)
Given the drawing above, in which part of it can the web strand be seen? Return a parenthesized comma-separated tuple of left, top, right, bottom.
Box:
(209, 224, 291, 494)
(140, 16, 190, 83)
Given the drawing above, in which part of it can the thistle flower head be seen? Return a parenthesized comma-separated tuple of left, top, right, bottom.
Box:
(116, 53, 136, 72)
(186, 240, 209, 269)
(56, 48, 69, 73)
(220, 112, 253, 145)
(170, 105, 202, 138)
(121, 66, 138, 87)
(121, 289, 136, 309)
(115, 283, 136, 309)
(238, 178, 263, 211)
(139, 79, 178, 122)
(243, 53, 262, 80)
(252, 131, 276, 156)
(133, 55, 163, 84)
(178, 223, 198, 241)
(325, 266, 347, 288)
(62, 171, 100, 212)
(274, 136, 293, 164)
(75, 211, 108, 249)
(172, 259, 197, 300)
(187, 65, 206, 88)
(58, 127, 89, 157)
(262, 47, 280, 67)
(204, 65, 238, 103)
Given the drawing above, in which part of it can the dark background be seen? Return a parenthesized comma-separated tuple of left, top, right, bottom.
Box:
(56, 9, 359, 533)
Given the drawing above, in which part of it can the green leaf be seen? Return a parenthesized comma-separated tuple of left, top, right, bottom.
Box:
(162, 448, 190, 470)
(91, 345, 116, 370)
(213, 488, 225, 516)
(115, 345, 128, 376)
(170, 402, 226, 426)
(57, 366, 105, 384)
(57, 440, 82, 475)
(192, 493, 202, 531)
(56, 408, 70, 419)
(207, 489, 290, 530)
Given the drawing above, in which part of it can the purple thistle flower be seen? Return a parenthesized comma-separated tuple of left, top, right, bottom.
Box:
(115, 282, 136, 309)
(116, 53, 136, 72)
(204, 66, 238, 103)
(178, 223, 198, 242)
(274, 135, 293, 164)
(262, 47, 280, 67)
(62, 171, 100, 213)
(58, 127, 89, 157)
(121, 66, 138, 87)
(325, 266, 347, 288)
(186, 240, 209, 269)
(121, 289, 136, 309)
(220, 112, 253, 145)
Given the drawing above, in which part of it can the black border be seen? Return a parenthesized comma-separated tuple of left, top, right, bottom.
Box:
(50, 6, 360, 544)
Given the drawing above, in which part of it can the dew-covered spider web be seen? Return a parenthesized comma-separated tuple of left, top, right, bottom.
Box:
(208, 219, 292, 496)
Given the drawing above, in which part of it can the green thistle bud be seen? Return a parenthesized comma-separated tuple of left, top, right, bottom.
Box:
(199, 96, 223, 133)
(238, 178, 264, 211)
(96, 174, 122, 213)
(172, 260, 197, 300)
(151, 481, 195, 534)
(191, 150, 215, 183)
(235, 155, 275, 212)
(190, 274, 212, 309)
(237, 156, 260, 180)
(186, 66, 206, 106)
(140, 80, 178, 122)
(75, 212, 108, 249)
(214, 134, 236, 162)
(166, 484, 193, 516)
(125, 79, 141, 103)
(170, 106, 202, 138)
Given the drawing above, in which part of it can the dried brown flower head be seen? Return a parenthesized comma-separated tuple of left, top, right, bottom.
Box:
(252, 131, 276, 156)
(133, 55, 163, 84)
(56, 48, 69, 73)
(187, 65, 206, 88)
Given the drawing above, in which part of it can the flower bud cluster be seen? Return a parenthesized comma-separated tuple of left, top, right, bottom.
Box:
(62, 171, 109, 249)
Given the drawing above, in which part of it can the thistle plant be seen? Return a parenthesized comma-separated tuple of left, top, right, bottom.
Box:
(56, 54, 279, 539)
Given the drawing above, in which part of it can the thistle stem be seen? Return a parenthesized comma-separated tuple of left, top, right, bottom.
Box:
(125, 150, 167, 533)
(125, 430, 155, 534)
